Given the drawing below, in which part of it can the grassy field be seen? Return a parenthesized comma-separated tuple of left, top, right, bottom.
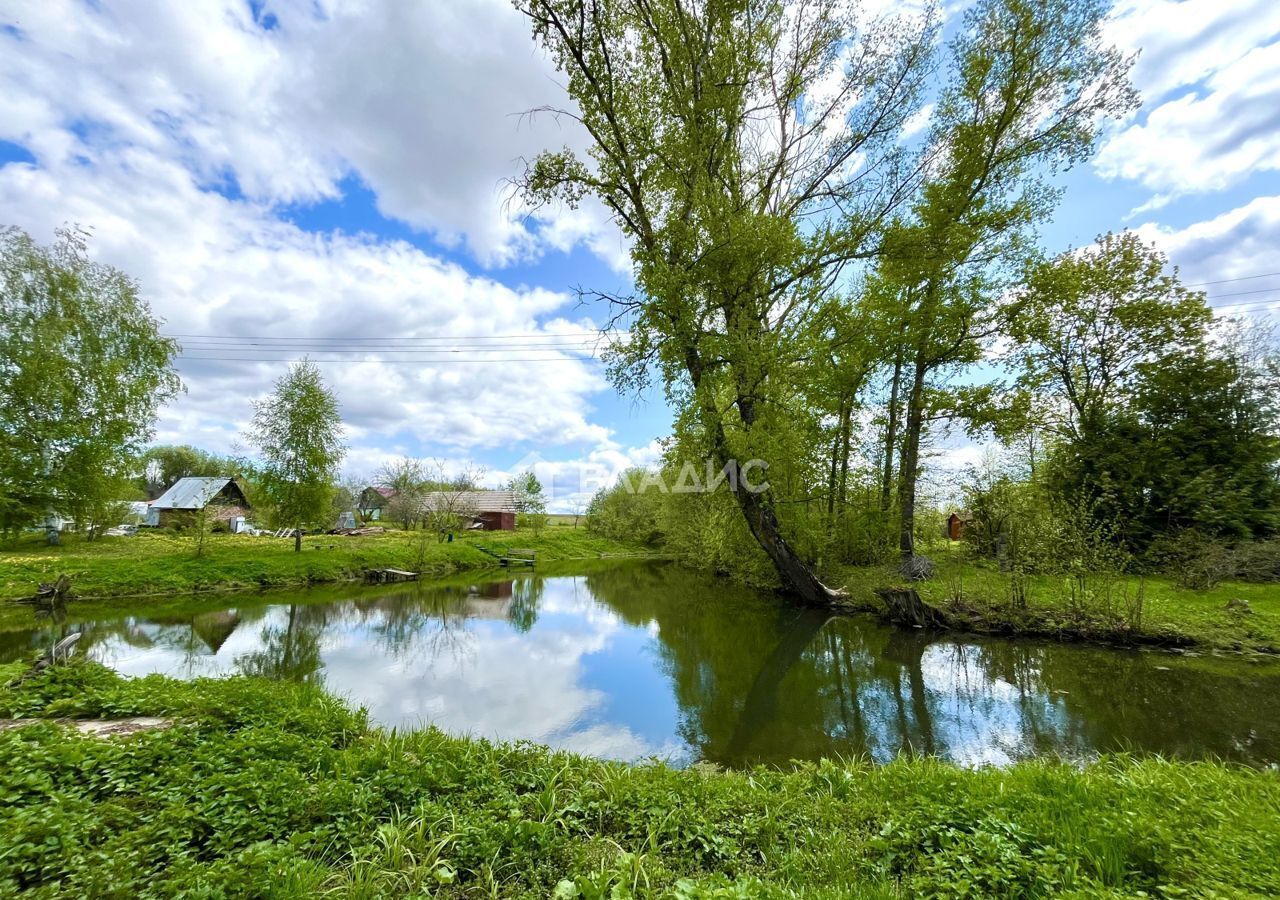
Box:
(836, 555, 1280, 653)
(1, 660, 1277, 898)
(4, 527, 1277, 652)
(0, 528, 652, 604)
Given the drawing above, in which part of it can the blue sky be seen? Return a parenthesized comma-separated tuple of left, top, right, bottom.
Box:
(2, 0, 1279, 509)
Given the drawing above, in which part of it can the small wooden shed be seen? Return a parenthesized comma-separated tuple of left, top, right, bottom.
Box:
(357, 486, 395, 521)
(420, 490, 518, 531)
(946, 511, 973, 541)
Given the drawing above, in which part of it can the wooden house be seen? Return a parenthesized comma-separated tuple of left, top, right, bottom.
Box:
(150, 476, 251, 527)
(357, 486, 395, 521)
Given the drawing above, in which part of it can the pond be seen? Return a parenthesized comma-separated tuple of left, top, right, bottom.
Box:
(3, 561, 1278, 768)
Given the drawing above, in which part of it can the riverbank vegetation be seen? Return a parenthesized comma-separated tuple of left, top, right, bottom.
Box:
(0, 529, 648, 605)
(589, 474, 1280, 651)
(520, 0, 1280, 611)
(2, 660, 1277, 898)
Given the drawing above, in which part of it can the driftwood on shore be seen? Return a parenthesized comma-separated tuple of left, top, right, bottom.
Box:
(8, 632, 82, 687)
(18, 574, 74, 607)
(875, 587, 950, 629)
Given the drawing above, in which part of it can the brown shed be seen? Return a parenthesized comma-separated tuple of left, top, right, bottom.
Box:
(420, 490, 518, 531)
(946, 511, 972, 541)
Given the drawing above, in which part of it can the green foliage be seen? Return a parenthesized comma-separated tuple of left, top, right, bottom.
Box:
(1, 662, 1277, 897)
(138, 444, 238, 498)
(1005, 232, 1212, 438)
(510, 471, 549, 534)
(586, 470, 665, 547)
(1146, 529, 1235, 591)
(247, 361, 346, 550)
(0, 226, 180, 536)
(1048, 346, 1280, 550)
(513, 0, 1135, 596)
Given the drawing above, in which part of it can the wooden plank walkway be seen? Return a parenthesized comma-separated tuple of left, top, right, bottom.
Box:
(475, 546, 536, 567)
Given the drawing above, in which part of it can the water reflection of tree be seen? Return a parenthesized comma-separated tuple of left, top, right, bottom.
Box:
(346, 576, 541, 665)
(362, 590, 466, 658)
(0, 606, 268, 679)
(509, 576, 543, 634)
(581, 563, 1280, 767)
(235, 603, 327, 683)
(6, 565, 1277, 766)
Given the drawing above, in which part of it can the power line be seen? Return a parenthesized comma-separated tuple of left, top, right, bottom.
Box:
(174, 341, 604, 352)
(163, 331, 604, 342)
(1209, 298, 1280, 312)
(1186, 271, 1280, 287)
(175, 354, 602, 364)
(1205, 287, 1280, 301)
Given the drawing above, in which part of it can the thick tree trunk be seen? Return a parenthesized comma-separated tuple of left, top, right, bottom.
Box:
(826, 399, 852, 520)
(876, 587, 949, 629)
(838, 400, 853, 509)
(826, 415, 842, 520)
(897, 358, 927, 561)
(733, 483, 845, 604)
(880, 349, 903, 512)
(294, 527, 302, 553)
(685, 346, 845, 607)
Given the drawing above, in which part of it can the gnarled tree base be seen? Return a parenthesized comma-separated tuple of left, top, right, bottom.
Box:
(876, 587, 949, 629)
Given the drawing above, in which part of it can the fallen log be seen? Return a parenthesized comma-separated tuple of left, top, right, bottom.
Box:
(16, 574, 74, 607)
(875, 587, 950, 630)
(8, 632, 83, 687)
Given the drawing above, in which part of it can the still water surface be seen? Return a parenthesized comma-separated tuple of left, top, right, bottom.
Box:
(4, 561, 1277, 768)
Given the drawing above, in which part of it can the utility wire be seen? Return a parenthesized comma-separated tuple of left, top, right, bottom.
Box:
(175, 355, 601, 364)
(1208, 298, 1280, 311)
(1204, 287, 1280, 301)
(1186, 271, 1280, 287)
(174, 342, 603, 352)
(163, 331, 604, 341)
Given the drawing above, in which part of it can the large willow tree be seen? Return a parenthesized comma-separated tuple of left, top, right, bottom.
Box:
(514, 0, 1129, 604)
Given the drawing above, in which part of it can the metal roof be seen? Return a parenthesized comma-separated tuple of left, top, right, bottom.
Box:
(152, 477, 242, 510)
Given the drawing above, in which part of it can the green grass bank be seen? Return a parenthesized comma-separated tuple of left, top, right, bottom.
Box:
(835, 557, 1280, 654)
(4, 527, 1278, 653)
(0, 528, 653, 605)
(1, 661, 1277, 898)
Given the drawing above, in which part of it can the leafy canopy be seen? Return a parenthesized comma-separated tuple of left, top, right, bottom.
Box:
(246, 360, 345, 544)
(0, 225, 180, 534)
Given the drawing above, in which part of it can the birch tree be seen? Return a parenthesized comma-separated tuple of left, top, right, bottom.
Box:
(247, 361, 345, 552)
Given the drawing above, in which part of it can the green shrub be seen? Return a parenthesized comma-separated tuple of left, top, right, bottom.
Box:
(1147, 529, 1235, 590)
(1231, 538, 1280, 583)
